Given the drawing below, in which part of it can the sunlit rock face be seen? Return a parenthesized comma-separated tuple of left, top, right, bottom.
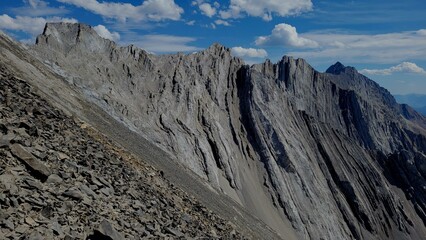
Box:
(31, 22, 426, 239)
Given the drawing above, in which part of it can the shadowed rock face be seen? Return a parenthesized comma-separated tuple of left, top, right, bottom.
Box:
(26, 23, 426, 239)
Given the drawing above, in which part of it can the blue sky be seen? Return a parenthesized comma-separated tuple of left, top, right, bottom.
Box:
(0, 0, 425, 95)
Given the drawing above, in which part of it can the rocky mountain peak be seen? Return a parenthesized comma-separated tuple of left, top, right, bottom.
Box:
(326, 61, 346, 74)
(36, 22, 114, 54)
(203, 43, 231, 56)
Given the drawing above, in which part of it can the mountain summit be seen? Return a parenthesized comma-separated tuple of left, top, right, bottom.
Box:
(326, 61, 346, 74)
(2, 23, 426, 239)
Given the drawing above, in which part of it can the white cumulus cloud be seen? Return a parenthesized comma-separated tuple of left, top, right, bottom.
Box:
(220, 0, 312, 21)
(231, 47, 268, 58)
(186, 20, 196, 26)
(93, 24, 120, 42)
(127, 34, 201, 53)
(199, 3, 216, 17)
(214, 19, 230, 26)
(416, 29, 426, 36)
(360, 62, 426, 75)
(288, 29, 426, 64)
(0, 14, 77, 36)
(255, 23, 318, 48)
(11, 0, 69, 17)
(58, 0, 183, 22)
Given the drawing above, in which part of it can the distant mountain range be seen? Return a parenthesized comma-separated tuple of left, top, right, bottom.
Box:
(394, 94, 426, 115)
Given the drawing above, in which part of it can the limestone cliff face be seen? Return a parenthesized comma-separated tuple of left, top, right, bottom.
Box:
(32, 23, 426, 239)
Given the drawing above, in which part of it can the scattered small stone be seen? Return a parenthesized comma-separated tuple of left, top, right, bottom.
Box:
(80, 184, 97, 199)
(82, 196, 93, 206)
(25, 231, 44, 240)
(59, 171, 71, 180)
(2, 219, 14, 230)
(10, 144, 51, 180)
(55, 152, 69, 161)
(91, 219, 125, 240)
(21, 202, 32, 212)
(64, 235, 74, 240)
(99, 187, 113, 196)
(165, 226, 184, 237)
(97, 177, 111, 188)
(0, 211, 8, 221)
(63, 188, 84, 200)
(51, 221, 63, 235)
(0, 134, 13, 148)
(40, 206, 54, 219)
(15, 224, 30, 234)
(24, 178, 43, 190)
(45, 174, 62, 184)
(0, 174, 18, 194)
(182, 213, 192, 223)
(14, 128, 31, 139)
(25, 216, 38, 227)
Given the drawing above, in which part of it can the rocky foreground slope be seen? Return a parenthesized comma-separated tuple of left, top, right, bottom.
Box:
(2, 22, 426, 239)
(0, 66, 247, 239)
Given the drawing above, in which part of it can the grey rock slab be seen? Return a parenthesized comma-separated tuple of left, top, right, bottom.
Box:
(80, 184, 97, 199)
(0, 133, 14, 148)
(21, 203, 32, 212)
(40, 205, 54, 219)
(25, 196, 47, 207)
(25, 216, 38, 227)
(181, 214, 192, 223)
(0, 174, 17, 193)
(164, 227, 184, 237)
(2, 219, 14, 230)
(0, 193, 6, 203)
(9, 196, 18, 207)
(51, 221, 63, 235)
(0, 211, 9, 221)
(97, 177, 112, 188)
(15, 224, 30, 234)
(59, 171, 71, 180)
(99, 187, 113, 196)
(34, 144, 46, 152)
(24, 178, 43, 190)
(45, 174, 63, 184)
(82, 196, 93, 206)
(14, 128, 30, 139)
(63, 235, 74, 240)
(95, 219, 125, 240)
(63, 188, 84, 200)
(56, 151, 70, 160)
(25, 231, 44, 240)
(10, 144, 51, 180)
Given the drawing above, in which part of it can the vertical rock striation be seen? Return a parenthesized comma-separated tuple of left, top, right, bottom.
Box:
(27, 23, 426, 239)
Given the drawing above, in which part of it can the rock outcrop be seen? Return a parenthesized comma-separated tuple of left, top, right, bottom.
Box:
(0, 67, 246, 239)
(2, 22, 426, 239)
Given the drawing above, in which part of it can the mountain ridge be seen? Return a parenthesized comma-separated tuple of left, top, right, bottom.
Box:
(394, 94, 426, 116)
(2, 22, 426, 239)
(0, 24, 284, 239)
(32, 22, 426, 239)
